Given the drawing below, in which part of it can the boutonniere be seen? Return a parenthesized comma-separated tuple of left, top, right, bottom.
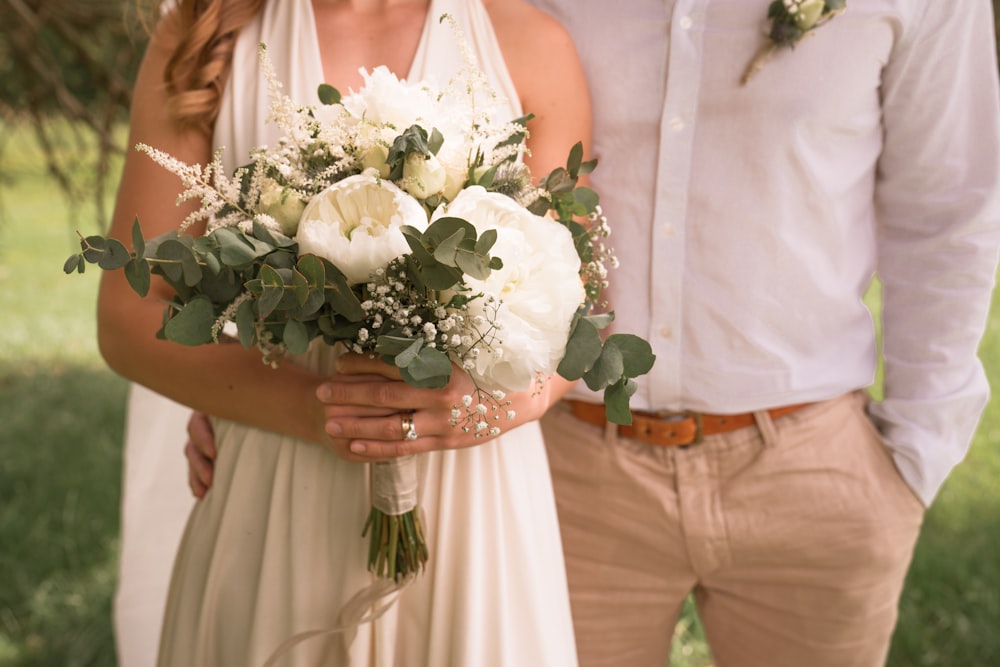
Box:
(741, 0, 846, 85)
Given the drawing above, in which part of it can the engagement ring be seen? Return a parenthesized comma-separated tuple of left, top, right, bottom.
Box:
(401, 413, 418, 441)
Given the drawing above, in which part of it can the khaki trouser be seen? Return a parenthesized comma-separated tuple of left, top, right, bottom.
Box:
(541, 391, 925, 667)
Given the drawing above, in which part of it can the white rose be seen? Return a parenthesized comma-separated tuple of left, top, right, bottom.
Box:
(296, 171, 428, 284)
(257, 178, 306, 236)
(434, 186, 585, 392)
(786, 0, 825, 30)
(402, 153, 447, 200)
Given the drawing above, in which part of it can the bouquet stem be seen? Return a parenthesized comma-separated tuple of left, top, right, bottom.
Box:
(363, 456, 428, 580)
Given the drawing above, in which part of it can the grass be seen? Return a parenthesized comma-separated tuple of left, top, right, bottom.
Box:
(1, 119, 999, 666)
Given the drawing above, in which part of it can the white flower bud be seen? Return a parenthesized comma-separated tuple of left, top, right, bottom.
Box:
(792, 0, 825, 30)
(360, 144, 391, 178)
(402, 153, 447, 199)
(258, 178, 306, 236)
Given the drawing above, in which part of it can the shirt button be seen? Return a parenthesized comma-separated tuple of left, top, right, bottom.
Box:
(669, 116, 685, 132)
(659, 326, 674, 339)
(663, 223, 676, 237)
(679, 16, 693, 30)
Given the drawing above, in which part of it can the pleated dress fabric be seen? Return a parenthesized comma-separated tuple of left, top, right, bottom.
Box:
(156, 1, 578, 665)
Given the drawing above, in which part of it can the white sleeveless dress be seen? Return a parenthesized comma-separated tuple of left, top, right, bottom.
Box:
(156, 2, 578, 665)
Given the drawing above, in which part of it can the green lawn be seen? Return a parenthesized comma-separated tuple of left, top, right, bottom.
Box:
(0, 121, 998, 666)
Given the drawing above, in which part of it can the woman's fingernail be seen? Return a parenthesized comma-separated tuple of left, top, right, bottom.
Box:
(316, 384, 331, 401)
(325, 420, 342, 436)
(350, 442, 367, 454)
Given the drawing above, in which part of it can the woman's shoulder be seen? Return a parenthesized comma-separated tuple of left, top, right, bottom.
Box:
(483, 0, 576, 51)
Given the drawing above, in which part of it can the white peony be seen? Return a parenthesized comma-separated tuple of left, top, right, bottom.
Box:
(435, 186, 585, 392)
(341, 67, 472, 202)
(296, 171, 428, 285)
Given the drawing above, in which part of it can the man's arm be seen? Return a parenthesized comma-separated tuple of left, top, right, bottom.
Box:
(869, 0, 1000, 505)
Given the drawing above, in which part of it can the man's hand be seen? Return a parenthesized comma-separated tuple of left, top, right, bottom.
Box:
(185, 411, 216, 498)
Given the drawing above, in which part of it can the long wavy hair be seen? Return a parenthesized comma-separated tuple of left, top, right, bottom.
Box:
(155, 0, 266, 132)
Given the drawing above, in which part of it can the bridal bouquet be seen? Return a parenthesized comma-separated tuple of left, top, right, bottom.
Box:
(67, 34, 653, 582)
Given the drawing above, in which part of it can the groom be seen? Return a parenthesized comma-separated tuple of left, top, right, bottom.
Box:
(517, 1, 1000, 665)
(188, 2, 1000, 665)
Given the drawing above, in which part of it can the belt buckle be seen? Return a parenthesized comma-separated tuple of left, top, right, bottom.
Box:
(652, 409, 704, 446)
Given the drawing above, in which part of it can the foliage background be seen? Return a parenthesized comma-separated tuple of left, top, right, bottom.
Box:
(0, 1, 999, 665)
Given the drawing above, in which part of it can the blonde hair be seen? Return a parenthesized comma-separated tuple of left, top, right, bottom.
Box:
(156, 0, 266, 132)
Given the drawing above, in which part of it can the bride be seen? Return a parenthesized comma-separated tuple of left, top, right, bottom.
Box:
(100, 0, 591, 664)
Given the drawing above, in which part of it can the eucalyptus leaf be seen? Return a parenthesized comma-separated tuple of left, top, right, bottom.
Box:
(156, 239, 190, 283)
(163, 296, 216, 346)
(557, 317, 602, 380)
(131, 217, 146, 258)
(283, 319, 310, 355)
(392, 338, 424, 368)
(63, 254, 84, 274)
(606, 333, 656, 377)
(567, 141, 583, 177)
(399, 347, 452, 386)
(235, 299, 256, 348)
(375, 335, 420, 357)
(317, 83, 341, 105)
(257, 265, 284, 319)
(573, 186, 600, 212)
(81, 235, 106, 263)
(454, 250, 491, 281)
(583, 341, 624, 392)
(215, 228, 258, 267)
(124, 257, 151, 297)
(432, 228, 466, 266)
(604, 378, 638, 425)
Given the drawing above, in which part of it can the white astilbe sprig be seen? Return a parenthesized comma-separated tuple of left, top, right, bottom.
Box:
(436, 13, 530, 180)
(136, 143, 249, 234)
(210, 291, 254, 342)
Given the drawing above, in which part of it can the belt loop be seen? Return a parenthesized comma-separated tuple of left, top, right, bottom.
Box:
(753, 409, 780, 448)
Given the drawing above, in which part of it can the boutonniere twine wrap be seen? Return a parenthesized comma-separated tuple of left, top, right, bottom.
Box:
(741, 0, 846, 85)
(66, 12, 654, 606)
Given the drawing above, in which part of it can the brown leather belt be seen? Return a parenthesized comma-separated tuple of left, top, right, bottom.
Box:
(567, 400, 812, 447)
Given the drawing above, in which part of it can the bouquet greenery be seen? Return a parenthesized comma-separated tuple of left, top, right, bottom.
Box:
(67, 31, 654, 582)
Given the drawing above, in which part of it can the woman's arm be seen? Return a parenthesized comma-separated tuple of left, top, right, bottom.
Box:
(98, 22, 334, 445)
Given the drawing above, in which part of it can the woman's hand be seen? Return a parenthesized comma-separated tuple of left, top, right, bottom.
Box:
(185, 411, 216, 499)
(315, 353, 573, 461)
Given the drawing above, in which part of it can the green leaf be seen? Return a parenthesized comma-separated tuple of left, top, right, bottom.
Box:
(583, 341, 624, 392)
(432, 227, 466, 266)
(81, 235, 106, 263)
(454, 250, 491, 281)
(567, 141, 583, 177)
(283, 319, 310, 355)
(475, 229, 497, 256)
(578, 158, 597, 176)
(124, 258, 151, 297)
(606, 333, 656, 378)
(604, 378, 638, 425)
(257, 265, 284, 319)
(163, 296, 216, 345)
(130, 217, 146, 258)
(63, 254, 84, 274)
(392, 338, 424, 368)
(573, 186, 600, 213)
(399, 347, 452, 387)
(215, 228, 258, 267)
(156, 239, 189, 283)
(428, 128, 444, 155)
(557, 317, 603, 380)
(375, 335, 420, 357)
(235, 299, 256, 348)
(317, 83, 341, 105)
